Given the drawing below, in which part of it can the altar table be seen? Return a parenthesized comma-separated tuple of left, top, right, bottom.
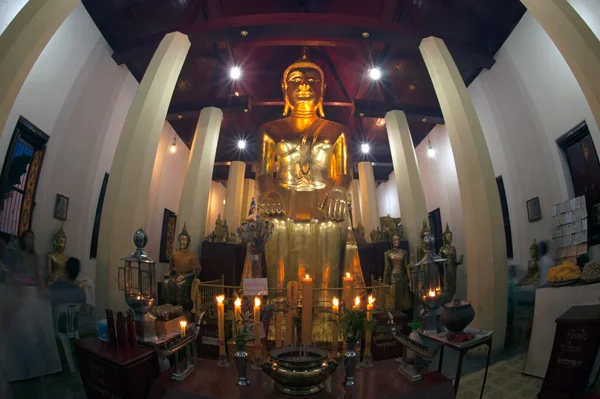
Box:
(147, 358, 455, 399)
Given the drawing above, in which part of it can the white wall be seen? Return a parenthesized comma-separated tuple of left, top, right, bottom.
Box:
(205, 181, 227, 236)
(1, 4, 190, 285)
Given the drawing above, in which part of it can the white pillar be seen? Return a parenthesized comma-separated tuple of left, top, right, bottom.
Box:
(224, 161, 245, 231)
(96, 32, 190, 311)
(350, 179, 362, 228)
(420, 36, 507, 351)
(520, 0, 600, 129)
(0, 0, 80, 137)
(385, 110, 428, 256)
(240, 178, 255, 222)
(357, 162, 380, 241)
(177, 107, 223, 253)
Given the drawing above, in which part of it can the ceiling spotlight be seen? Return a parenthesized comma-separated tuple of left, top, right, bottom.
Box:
(427, 137, 436, 158)
(170, 137, 177, 154)
(376, 118, 385, 127)
(361, 143, 370, 154)
(230, 66, 241, 80)
(237, 140, 247, 149)
(368, 67, 381, 80)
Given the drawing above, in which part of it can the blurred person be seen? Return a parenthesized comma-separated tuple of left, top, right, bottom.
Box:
(0, 230, 62, 382)
(49, 257, 86, 330)
(538, 240, 553, 285)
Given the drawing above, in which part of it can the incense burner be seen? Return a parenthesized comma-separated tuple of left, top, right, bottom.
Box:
(261, 345, 338, 395)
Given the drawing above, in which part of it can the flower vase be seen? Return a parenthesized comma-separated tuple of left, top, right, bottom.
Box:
(242, 251, 264, 279)
(235, 344, 250, 387)
(343, 342, 357, 387)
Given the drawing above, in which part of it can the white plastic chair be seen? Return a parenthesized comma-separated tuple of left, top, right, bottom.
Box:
(53, 303, 81, 372)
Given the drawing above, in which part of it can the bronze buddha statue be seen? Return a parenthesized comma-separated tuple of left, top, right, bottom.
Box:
(47, 224, 68, 284)
(383, 235, 411, 311)
(438, 223, 463, 299)
(416, 219, 431, 262)
(517, 239, 541, 287)
(256, 49, 365, 300)
(162, 224, 202, 306)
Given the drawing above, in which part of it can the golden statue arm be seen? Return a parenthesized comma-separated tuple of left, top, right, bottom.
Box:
(256, 131, 285, 215)
(329, 133, 352, 192)
(383, 254, 391, 285)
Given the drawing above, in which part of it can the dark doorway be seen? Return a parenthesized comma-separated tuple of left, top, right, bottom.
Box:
(428, 208, 443, 253)
(0, 117, 48, 239)
(557, 122, 600, 246)
(496, 176, 514, 259)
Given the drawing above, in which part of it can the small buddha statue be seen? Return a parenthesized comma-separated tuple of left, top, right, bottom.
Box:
(517, 239, 541, 287)
(213, 214, 224, 242)
(47, 224, 68, 284)
(356, 222, 366, 238)
(416, 219, 431, 261)
(438, 223, 463, 299)
(162, 223, 202, 306)
(222, 219, 229, 243)
(383, 235, 411, 311)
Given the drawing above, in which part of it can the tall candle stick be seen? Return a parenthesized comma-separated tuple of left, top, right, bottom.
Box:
(331, 297, 339, 356)
(353, 295, 361, 310)
(275, 306, 282, 348)
(285, 304, 294, 345)
(180, 320, 187, 338)
(216, 295, 226, 359)
(301, 274, 313, 345)
(254, 297, 261, 360)
(365, 296, 375, 357)
(233, 297, 242, 340)
(342, 272, 353, 310)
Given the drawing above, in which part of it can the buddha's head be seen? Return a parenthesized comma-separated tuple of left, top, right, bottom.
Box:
(443, 223, 453, 245)
(54, 224, 67, 253)
(282, 49, 326, 117)
(420, 219, 430, 242)
(530, 239, 538, 260)
(391, 234, 401, 249)
(397, 219, 404, 239)
(178, 223, 191, 250)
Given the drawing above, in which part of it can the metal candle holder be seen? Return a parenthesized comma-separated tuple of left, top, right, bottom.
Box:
(409, 232, 449, 335)
(118, 228, 157, 342)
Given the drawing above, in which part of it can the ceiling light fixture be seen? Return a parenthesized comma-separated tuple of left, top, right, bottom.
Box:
(170, 136, 177, 154)
(427, 137, 436, 158)
(361, 143, 370, 154)
(368, 67, 381, 80)
(237, 139, 247, 150)
(376, 118, 385, 127)
(230, 66, 241, 80)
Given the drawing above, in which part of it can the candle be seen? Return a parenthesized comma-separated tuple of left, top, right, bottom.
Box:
(254, 297, 261, 359)
(233, 297, 242, 340)
(285, 304, 294, 345)
(301, 274, 313, 345)
(353, 296, 361, 310)
(331, 297, 339, 355)
(364, 296, 375, 357)
(180, 320, 187, 338)
(428, 290, 436, 298)
(216, 295, 226, 357)
(275, 306, 282, 348)
(343, 272, 353, 310)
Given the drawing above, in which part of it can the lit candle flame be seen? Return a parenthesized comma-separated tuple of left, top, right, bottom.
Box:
(305, 274, 310, 280)
(345, 272, 351, 278)
(180, 320, 187, 328)
(234, 298, 242, 307)
(332, 297, 339, 307)
(368, 295, 375, 305)
(254, 297, 261, 307)
(216, 295, 224, 303)
(354, 296, 360, 307)
(428, 290, 436, 297)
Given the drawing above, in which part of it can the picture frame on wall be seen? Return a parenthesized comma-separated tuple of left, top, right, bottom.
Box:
(54, 194, 69, 221)
(526, 197, 542, 222)
(159, 209, 177, 263)
(592, 203, 600, 226)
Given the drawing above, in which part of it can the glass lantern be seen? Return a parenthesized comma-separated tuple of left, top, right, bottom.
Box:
(118, 228, 157, 342)
(409, 232, 449, 334)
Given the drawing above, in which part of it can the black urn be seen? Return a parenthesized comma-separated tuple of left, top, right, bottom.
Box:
(441, 299, 475, 334)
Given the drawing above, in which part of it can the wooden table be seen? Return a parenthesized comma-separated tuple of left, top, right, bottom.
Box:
(148, 358, 455, 399)
(74, 336, 159, 399)
(424, 328, 493, 399)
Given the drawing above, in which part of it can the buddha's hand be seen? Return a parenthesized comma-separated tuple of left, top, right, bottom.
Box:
(319, 189, 347, 222)
(258, 191, 285, 217)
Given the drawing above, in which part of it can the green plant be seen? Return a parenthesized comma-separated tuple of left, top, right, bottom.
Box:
(234, 311, 257, 345)
(331, 308, 377, 344)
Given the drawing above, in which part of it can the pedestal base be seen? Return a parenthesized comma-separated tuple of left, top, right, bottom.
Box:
(172, 363, 194, 381)
(423, 307, 444, 335)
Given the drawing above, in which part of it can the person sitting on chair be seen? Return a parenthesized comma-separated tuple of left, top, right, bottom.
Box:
(49, 257, 86, 319)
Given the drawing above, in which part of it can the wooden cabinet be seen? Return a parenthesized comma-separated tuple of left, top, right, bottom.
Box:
(74, 336, 159, 399)
(539, 305, 600, 399)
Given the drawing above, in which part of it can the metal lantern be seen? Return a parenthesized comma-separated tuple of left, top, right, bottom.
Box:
(118, 228, 157, 342)
(409, 232, 449, 334)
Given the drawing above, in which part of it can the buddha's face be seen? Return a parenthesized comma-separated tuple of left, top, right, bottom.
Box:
(530, 247, 537, 259)
(55, 237, 66, 253)
(178, 235, 189, 250)
(392, 235, 400, 248)
(444, 232, 452, 245)
(285, 68, 323, 110)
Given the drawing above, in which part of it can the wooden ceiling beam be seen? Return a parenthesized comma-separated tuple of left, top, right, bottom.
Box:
(166, 95, 250, 120)
(354, 99, 444, 124)
(111, 13, 494, 70)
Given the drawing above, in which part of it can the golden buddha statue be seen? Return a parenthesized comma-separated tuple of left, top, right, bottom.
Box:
(213, 214, 224, 242)
(517, 239, 541, 287)
(438, 223, 463, 299)
(163, 223, 202, 306)
(383, 235, 411, 311)
(47, 224, 68, 284)
(256, 49, 365, 301)
(416, 219, 431, 261)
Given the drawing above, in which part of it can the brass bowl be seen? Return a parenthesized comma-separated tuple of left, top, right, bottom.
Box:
(261, 346, 338, 395)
